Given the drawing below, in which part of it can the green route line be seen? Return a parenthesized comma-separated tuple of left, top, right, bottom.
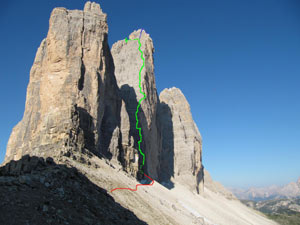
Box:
(110, 34, 154, 192)
(125, 37, 146, 174)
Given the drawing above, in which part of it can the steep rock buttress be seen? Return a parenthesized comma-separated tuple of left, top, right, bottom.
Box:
(3, 2, 205, 195)
(111, 30, 161, 180)
(158, 87, 204, 194)
(4, 2, 119, 163)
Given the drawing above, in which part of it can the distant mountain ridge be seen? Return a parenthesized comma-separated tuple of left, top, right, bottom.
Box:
(230, 177, 300, 201)
(241, 198, 300, 225)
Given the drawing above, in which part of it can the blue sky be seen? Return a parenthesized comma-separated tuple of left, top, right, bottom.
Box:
(1, 0, 299, 188)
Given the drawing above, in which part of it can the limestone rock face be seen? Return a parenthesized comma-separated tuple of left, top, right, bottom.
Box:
(111, 30, 161, 179)
(4, 2, 206, 196)
(158, 87, 204, 194)
(4, 2, 117, 163)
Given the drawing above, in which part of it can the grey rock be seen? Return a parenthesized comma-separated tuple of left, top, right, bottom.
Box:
(57, 187, 65, 197)
(18, 176, 26, 184)
(111, 30, 161, 179)
(4, 1, 114, 163)
(17, 175, 32, 186)
(39, 176, 45, 184)
(43, 205, 49, 212)
(158, 87, 204, 194)
(1, 1, 219, 199)
(46, 157, 54, 164)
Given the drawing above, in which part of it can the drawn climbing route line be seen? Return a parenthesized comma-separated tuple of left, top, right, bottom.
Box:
(110, 173, 154, 192)
(111, 30, 154, 192)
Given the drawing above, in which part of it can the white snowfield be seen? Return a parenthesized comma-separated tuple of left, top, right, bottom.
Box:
(69, 155, 278, 225)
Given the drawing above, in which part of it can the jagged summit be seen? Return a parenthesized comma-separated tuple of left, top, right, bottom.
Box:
(128, 29, 151, 40)
(159, 87, 204, 193)
(83, 1, 105, 15)
(1, 2, 278, 224)
(4, 2, 203, 194)
(5, 1, 112, 164)
(111, 29, 159, 179)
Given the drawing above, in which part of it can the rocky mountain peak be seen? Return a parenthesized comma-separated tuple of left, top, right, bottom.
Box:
(158, 87, 204, 194)
(0, 3, 280, 225)
(3, 2, 204, 195)
(84, 1, 105, 15)
(129, 29, 151, 41)
(4, 1, 111, 163)
(111, 29, 160, 179)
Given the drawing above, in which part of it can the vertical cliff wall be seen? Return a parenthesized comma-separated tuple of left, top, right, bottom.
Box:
(4, 2, 204, 195)
(111, 30, 161, 180)
(4, 2, 116, 162)
(158, 88, 204, 194)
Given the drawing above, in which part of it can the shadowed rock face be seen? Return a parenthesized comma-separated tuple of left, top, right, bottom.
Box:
(3, 2, 205, 195)
(159, 87, 204, 194)
(111, 30, 161, 180)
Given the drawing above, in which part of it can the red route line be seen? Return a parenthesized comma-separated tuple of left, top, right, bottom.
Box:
(110, 173, 154, 192)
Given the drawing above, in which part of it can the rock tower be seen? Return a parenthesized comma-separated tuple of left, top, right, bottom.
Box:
(4, 1, 204, 194)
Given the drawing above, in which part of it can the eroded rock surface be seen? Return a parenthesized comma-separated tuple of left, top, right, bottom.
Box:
(0, 2, 283, 225)
(4, 2, 205, 195)
(111, 30, 161, 179)
(158, 87, 204, 194)
(5, 2, 118, 163)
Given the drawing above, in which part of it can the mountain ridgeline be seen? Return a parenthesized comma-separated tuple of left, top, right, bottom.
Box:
(3, 2, 204, 194)
(230, 177, 300, 201)
(1, 2, 282, 224)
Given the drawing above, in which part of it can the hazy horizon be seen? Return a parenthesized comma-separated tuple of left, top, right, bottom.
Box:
(226, 176, 300, 190)
(1, 0, 299, 188)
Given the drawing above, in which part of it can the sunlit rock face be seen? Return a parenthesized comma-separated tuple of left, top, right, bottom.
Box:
(4, 2, 205, 196)
(4, 2, 118, 163)
(111, 30, 161, 179)
(158, 87, 204, 194)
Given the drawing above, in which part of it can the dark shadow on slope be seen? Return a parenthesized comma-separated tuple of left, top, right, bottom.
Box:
(157, 102, 175, 189)
(0, 155, 147, 225)
(99, 34, 154, 181)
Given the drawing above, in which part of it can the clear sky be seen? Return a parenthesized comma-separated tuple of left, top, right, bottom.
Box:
(1, 0, 299, 188)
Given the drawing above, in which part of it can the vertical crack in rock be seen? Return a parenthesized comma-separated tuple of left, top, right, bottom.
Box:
(3, 2, 206, 196)
(78, 12, 85, 91)
(111, 30, 162, 180)
(78, 64, 85, 91)
(158, 87, 204, 194)
(4, 2, 111, 163)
